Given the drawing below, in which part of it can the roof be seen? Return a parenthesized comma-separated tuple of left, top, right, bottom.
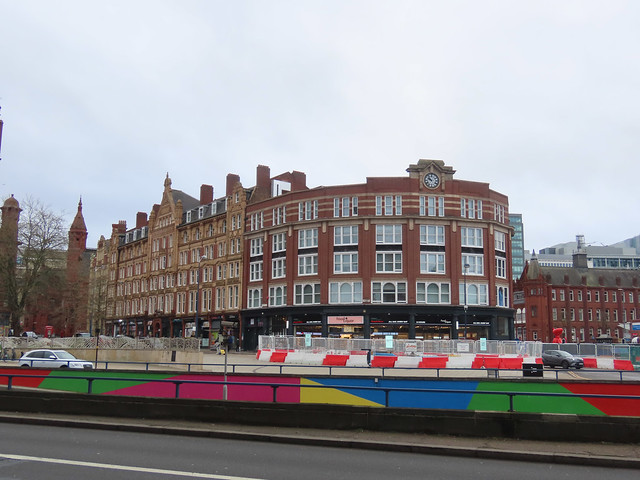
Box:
(538, 265, 640, 288)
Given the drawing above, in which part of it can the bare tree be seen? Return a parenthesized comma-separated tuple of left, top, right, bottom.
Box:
(0, 197, 68, 333)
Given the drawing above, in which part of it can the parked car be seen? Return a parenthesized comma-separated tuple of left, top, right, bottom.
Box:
(21, 331, 38, 339)
(19, 349, 93, 369)
(541, 350, 584, 369)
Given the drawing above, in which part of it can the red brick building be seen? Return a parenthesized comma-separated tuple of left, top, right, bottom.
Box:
(514, 251, 640, 343)
(241, 159, 515, 350)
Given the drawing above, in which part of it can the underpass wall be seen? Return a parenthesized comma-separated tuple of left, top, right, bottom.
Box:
(0, 389, 639, 444)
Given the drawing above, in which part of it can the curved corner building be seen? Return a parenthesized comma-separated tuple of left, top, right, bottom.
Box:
(241, 159, 515, 350)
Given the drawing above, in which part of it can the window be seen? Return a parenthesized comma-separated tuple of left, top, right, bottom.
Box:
(461, 227, 483, 247)
(419, 225, 444, 245)
(298, 200, 318, 220)
(329, 282, 363, 304)
(578, 290, 583, 301)
(334, 252, 358, 273)
(298, 254, 318, 275)
(461, 198, 483, 219)
(334, 225, 358, 245)
(269, 285, 287, 306)
(294, 284, 320, 305)
(376, 252, 402, 273)
(272, 233, 286, 252)
(272, 258, 286, 279)
(460, 283, 488, 305)
(247, 288, 262, 308)
(249, 261, 263, 281)
(495, 257, 506, 278)
(272, 206, 286, 226)
(250, 212, 263, 231)
(420, 196, 445, 217)
(569, 290, 574, 301)
(375, 224, 402, 244)
(462, 254, 484, 275)
(372, 282, 407, 303)
(333, 197, 358, 217)
(595, 291, 600, 302)
(375, 195, 402, 216)
(496, 286, 509, 307)
(416, 282, 450, 304)
(559, 290, 565, 301)
(420, 253, 445, 274)
(494, 231, 506, 252)
(494, 204, 506, 223)
(298, 228, 318, 248)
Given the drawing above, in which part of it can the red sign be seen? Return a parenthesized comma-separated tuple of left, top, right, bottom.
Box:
(328, 316, 364, 325)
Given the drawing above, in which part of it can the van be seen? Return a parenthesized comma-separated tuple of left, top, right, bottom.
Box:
(74, 332, 91, 338)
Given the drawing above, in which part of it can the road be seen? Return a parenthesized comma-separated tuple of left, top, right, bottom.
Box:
(0, 422, 636, 480)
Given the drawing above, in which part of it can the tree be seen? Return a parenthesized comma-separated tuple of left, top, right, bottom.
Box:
(0, 197, 68, 333)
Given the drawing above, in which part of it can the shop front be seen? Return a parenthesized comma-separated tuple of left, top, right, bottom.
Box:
(327, 315, 364, 338)
(415, 318, 453, 340)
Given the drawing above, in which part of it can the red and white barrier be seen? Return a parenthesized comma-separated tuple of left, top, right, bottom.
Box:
(256, 349, 635, 370)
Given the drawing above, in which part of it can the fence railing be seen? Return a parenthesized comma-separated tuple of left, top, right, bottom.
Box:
(258, 336, 640, 361)
(2, 372, 639, 412)
(0, 336, 200, 352)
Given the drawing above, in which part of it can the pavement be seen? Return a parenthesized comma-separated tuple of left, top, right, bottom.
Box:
(2, 351, 639, 469)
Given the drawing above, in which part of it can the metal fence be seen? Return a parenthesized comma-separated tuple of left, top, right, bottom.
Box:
(258, 336, 544, 358)
(0, 336, 200, 353)
(259, 335, 640, 361)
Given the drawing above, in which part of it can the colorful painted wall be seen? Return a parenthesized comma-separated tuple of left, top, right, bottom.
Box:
(0, 368, 638, 417)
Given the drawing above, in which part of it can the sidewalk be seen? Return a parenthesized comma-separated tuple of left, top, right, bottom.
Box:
(0, 411, 638, 469)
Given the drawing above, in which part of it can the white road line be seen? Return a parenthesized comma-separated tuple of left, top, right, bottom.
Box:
(0, 453, 265, 480)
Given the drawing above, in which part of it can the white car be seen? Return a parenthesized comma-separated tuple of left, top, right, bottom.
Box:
(19, 349, 93, 369)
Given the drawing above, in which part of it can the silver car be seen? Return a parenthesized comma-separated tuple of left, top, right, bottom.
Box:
(19, 349, 93, 369)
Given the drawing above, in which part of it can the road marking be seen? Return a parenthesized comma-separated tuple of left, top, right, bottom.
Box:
(0, 453, 264, 479)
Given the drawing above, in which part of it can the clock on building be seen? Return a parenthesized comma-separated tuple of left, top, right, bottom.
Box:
(423, 172, 440, 189)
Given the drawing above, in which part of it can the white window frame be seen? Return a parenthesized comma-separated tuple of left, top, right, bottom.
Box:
(462, 254, 484, 275)
(329, 281, 363, 304)
(272, 232, 286, 253)
(334, 252, 358, 273)
(298, 254, 318, 276)
(375, 224, 402, 244)
(420, 252, 445, 274)
(269, 285, 287, 306)
(419, 225, 445, 245)
(334, 225, 359, 245)
(371, 281, 407, 304)
(249, 261, 263, 281)
(298, 228, 318, 248)
(416, 282, 451, 304)
(461, 227, 483, 247)
(272, 258, 286, 279)
(294, 283, 321, 305)
(376, 252, 403, 273)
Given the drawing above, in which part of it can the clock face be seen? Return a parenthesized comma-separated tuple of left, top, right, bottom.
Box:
(424, 172, 440, 189)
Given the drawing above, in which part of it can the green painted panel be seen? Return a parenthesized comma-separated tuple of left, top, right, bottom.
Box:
(39, 371, 173, 394)
(468, 382, 605, 415)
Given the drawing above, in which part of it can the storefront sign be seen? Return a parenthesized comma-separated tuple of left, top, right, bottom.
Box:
(405, 341, 418, 354)
(328, 316, 364, 325)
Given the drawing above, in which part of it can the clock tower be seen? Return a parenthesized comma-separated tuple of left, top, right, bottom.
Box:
(406, 159, 456, 191)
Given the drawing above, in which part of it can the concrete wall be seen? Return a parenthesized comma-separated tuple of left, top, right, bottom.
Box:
(65, 349, 203, 366)
(0, 390, 638, 444)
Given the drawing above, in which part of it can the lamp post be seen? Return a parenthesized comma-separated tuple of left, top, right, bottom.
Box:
(463, 263, 470, 340)
(194, 255, 207, 343)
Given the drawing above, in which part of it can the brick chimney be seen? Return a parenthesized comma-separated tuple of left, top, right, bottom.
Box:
(291, 170, 307, 191)
(226, 174, 240, 197)
(200, 184, 214, 204)
(136, 212, 148, 229)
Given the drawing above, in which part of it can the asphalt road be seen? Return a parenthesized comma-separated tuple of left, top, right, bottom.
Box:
(0, 422, 637, 480)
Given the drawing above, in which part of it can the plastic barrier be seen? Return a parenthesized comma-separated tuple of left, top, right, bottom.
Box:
(499, 357, 524, 370)
(371, 355, 397, 368)
(613, 359, 635, 371)
(395, 356, 421, 368)
(583, 358, 598, 368)
(418, 356, 448, 368)
(270, 351, 288, 363)
(322, 354, 349, 366)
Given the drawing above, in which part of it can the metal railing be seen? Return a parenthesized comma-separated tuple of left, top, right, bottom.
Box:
(1, 372, 639, 412)
(0, 336, 200, 352)
(259, 336, 640, 362)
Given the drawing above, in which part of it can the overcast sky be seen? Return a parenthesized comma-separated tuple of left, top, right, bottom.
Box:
(1, 0, 639, 252)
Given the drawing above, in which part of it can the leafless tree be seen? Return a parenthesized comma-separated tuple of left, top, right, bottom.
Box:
(0, 196, 68, 333)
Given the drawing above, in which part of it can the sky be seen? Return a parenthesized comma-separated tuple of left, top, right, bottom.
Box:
(1, 0, 639, 252)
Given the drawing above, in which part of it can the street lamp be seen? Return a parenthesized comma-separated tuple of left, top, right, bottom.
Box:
(194, 255, 207, 341)
(463, 263, 470, 340)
